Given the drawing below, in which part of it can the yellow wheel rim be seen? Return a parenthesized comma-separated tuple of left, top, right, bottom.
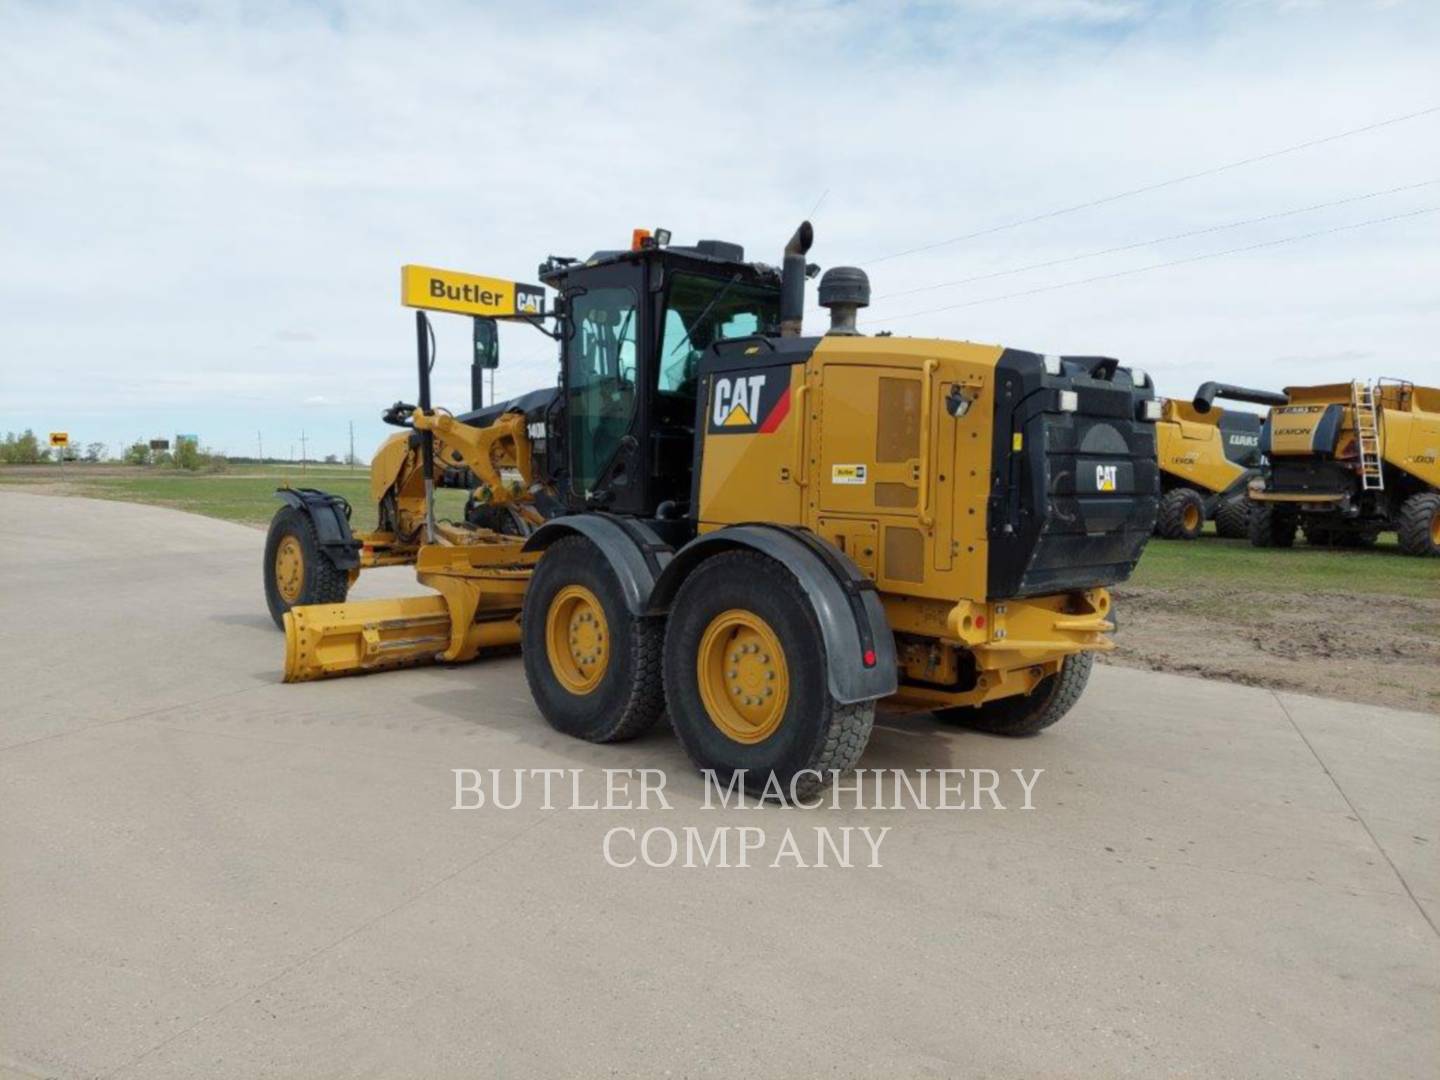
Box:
(545, 585, 609, 695)
(275, 535, 305, 604)
(1183, 504, 1201, 532)
(696, 609, 789, 745)
(1430, 508, 1440, 547)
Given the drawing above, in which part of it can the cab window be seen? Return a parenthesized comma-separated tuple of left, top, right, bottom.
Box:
(565, 286, 639, 494)
(657, 274, 780, 396)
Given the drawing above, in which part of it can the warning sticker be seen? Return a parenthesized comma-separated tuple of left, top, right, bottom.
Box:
(831, 463, 868, 485)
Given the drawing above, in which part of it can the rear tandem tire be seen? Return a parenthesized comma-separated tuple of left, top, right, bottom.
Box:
(1397, 492, 1440, 557)
(661, 551, 875, 797)
(520, 535, 666, 743)
(1157, 488, 1206, 540)
(1248, 503, 1297, 548)
(1214, 494, 1251, 539)
(935, 651, 1094, 737)
(263, 505, 349, 630)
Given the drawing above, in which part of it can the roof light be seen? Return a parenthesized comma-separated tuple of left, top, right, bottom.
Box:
(1043, 355, 1063, 376)
(1058, 389, 1079, 413)
(1140, 398, 1163, 421)
(653, 228, 672, 247)
(630, 228, 652, 251)
(1131, 367, 1149, 387)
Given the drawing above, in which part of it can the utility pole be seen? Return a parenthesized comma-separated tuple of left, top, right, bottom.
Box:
(257, 430, 263, 464)
(348, 421, 355, 471)
(299, 430, 308, 477)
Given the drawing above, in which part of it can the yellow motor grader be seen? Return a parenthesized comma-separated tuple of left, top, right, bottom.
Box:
(264, 223, 1161, 791)
(1248, 380, 1439, 555)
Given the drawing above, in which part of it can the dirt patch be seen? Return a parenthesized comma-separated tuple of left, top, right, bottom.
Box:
(1103, 585, 1440, 714)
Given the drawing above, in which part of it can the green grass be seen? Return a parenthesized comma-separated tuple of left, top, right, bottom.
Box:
(1130, 531, 1439, 599)
(0, 464, 466, 533)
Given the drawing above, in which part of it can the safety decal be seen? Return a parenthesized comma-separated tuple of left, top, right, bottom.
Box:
(832, 464, 868, 485)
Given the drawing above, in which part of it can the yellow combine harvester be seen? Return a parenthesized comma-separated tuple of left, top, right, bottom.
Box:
(1248, 380, 1440, 555)
(264, 223, 1162, 791)
(1153, 382, 1285, 540)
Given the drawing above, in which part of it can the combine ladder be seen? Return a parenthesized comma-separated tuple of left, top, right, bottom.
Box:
(1351, 380, 1384, 491)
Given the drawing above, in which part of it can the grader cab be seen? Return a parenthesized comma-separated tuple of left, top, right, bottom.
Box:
(265, 223, 1162, 792)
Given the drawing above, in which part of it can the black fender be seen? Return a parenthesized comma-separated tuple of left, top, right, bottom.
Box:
(274, 488, 361, 571)
(522, 513, 674, 617)
(647, 524, 897, 705)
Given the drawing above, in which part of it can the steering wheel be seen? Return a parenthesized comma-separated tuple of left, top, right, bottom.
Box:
(382, 401, 417, 428)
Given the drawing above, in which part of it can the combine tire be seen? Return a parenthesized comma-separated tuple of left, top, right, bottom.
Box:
(1157, 488, 1206, 540)
(1397, 492, 1440, 557)
(263, 506, 349, 629)
(935, 652, 1094, 737)
(521, 535, 665, 742)
(662, 551, 874, 797)
(1214, 494, 1250, 539)
(1248, 504, 1297, 548)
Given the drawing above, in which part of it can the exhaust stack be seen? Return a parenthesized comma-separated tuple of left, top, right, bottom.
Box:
(779, 220, 814, 337)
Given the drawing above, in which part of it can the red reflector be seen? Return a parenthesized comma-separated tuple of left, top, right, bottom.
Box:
(863, 649, 877, 667)
(974, 615, 986, 629)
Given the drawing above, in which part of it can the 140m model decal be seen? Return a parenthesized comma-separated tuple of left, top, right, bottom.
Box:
(707, 370, 792, 434)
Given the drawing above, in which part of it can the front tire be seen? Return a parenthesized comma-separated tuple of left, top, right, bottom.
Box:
(521, 535, 665, 742)
(1157, 488, 1206, 540)
(1248, 503, 1297, 548)
(662, 552, 875, 796)
(1397, 492, 1440, 557)
(263, 505, 349, 629)
(935, 651, 1094, 736)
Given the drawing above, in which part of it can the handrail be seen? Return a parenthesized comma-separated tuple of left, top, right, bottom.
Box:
(792, 383, 809, 487)
(918, 359, 938, 527)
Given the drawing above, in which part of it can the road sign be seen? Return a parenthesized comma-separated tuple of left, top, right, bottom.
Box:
(401, 264, 544, 319)
(149, 439, 170, 451)
(49, 432, 68, 448)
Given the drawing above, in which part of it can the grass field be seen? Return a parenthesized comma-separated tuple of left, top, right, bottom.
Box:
(0, 464, 466, 533)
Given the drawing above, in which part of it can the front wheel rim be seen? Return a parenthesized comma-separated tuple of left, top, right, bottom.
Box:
(275, 535, 305, 603)
(545, 585, 609, 695)
(696, 609, 790, 744)
(1182, 504, 1201, 532)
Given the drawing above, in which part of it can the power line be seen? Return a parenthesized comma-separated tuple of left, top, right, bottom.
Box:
(877, 179, 1440, 302)
(870, 204, 1440, 323)
(865, 103, 1440, 265)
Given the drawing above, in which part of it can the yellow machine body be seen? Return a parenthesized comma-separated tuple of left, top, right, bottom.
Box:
(691, 335, 1117, 711)
(1155, 399, 1251, 495)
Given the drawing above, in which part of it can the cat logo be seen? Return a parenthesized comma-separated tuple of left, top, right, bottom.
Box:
(1096, 464, 1118, 492)
(713, 375, 766, 428)
(707, 369, 792, 435)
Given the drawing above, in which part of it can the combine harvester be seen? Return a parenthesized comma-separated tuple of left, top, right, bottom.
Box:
(1153, 381, 1285, 540)
(264, 223, 1162, 790)
(1248, 380, 1439, 555)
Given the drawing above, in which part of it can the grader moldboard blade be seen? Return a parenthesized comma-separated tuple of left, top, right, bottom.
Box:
(282, 540, 537, 682)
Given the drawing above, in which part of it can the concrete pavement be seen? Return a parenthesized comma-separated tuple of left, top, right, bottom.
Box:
(1, 490, 1436, 1078)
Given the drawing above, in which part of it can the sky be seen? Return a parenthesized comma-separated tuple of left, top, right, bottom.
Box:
(2, 0, 1438, 460)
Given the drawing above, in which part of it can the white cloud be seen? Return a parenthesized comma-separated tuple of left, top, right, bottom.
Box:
(1, 0, 1437, 457)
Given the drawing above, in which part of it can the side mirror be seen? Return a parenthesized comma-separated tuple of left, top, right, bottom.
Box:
(472, 317, 499, 409)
